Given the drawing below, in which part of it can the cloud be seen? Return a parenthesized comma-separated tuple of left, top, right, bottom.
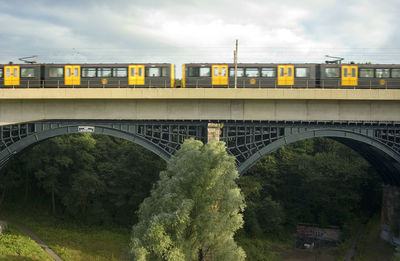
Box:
(1, 0, 400, 74)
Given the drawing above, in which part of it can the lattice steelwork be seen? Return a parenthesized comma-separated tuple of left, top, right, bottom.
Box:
(0, 121, 207, 169)
(135, 121, 206, 155)
(375, 128, 400, 155)
(0, 123, 35, 152)
(1, 120, 400, 182)
(220, 123, 285, 164)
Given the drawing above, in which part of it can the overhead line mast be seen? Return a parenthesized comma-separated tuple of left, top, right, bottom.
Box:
(234, 40, 238, 88)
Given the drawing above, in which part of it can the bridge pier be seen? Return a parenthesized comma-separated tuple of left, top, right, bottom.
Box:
(207, 123, 221, 143)
(381, 185, 400, 244)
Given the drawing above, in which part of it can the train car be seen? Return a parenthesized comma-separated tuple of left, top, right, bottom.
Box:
(42, 63, 175, 88)
(0, 64, 42, 88)
(182, 63, 318, 88)
(319, 64, 400, 89)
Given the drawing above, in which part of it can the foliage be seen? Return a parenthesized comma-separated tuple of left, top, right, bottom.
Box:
(239, 138, 382, 237)
(1, 206, 130, 261)
(0, 133, 386, 260)
(0, 133, 165, 226)
(352, 214, 395, 261)
(129, 139, 246, 261)
(0, 224, 53, 261)
(236, 237, 281, 261)
(395, 246, 400, 261)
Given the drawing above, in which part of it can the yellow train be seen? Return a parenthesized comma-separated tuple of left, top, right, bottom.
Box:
(1, 62, 399, 88)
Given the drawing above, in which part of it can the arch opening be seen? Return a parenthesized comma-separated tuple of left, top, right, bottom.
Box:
(0, 124, 171, 170)
(239, 129, 400, 186)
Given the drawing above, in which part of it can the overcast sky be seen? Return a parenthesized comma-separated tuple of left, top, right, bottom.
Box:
(1, 0, 400, 77)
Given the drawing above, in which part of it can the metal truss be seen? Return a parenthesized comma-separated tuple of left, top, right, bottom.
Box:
(219, 121, 400, 163)
(1, 120, 400, 185)
(0, 120, 206, 170)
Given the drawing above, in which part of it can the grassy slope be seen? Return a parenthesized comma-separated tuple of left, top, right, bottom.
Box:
(0, 206, 130, 261)
(0, 224, 53, 261)
(1, 203, 396, 261)
(354, 214, 395, 261)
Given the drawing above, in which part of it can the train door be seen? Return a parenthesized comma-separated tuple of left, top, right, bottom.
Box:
(4, 65, 20, 86)
(212, 65, 228, 85)
(278, 65, 294, 86)
(65, 65, 81, 85)
(129, 65, 145, 85)
(341, 65, 358, 86)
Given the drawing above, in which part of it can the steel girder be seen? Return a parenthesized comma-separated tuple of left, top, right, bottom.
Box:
(1, 120, 400, 185)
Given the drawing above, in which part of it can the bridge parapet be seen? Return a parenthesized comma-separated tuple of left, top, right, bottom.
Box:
(1, 88, 400, 100)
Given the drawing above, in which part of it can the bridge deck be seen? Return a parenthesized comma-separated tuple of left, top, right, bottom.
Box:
(1, 88, 400, 100)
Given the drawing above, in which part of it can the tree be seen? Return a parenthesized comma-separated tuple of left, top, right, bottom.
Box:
(395, 246, 400, 261)
(129, 138, 246, 261)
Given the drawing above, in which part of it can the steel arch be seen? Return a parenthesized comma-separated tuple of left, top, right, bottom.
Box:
(0, 124, 171, 167)
(238, 129, 400, 185)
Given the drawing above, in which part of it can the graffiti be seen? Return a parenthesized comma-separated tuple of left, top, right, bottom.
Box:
(297, 224, 342, 242)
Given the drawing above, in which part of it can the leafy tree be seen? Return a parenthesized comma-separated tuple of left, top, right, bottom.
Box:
(129, 139, 246, 261)
(395, 246, 400, 261)
(241, 138, 381, 234)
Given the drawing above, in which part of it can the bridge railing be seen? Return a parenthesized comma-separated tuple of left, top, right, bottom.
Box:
(1, 79, 400, 89)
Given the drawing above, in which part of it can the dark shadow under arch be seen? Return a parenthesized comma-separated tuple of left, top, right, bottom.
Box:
(238, 129, 400, 186)
(0, 124, 171, 169)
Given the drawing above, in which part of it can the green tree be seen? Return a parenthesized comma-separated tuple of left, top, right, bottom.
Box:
(395, 246, 400, 261)
(129, 139, 246, 261)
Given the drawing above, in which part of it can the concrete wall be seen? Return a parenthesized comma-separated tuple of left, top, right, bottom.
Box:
(1, 89, 400, 126)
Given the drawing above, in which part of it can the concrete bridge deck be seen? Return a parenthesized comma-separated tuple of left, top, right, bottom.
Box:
(1, 88, 400, 100)
(1, 89, 400, 126)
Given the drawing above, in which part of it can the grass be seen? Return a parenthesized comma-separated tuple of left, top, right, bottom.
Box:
(354, 214, 395, 261)
(0, 224, 53, 261)
(0, 205, 131, 261)
(236, 230, 293, 261)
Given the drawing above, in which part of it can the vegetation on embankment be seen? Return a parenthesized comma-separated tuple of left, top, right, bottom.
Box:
(0, 222, 53, 261)
(353, 214, 395, 261)
(0, 134, 395, 260)
(1, 204, 130, 261)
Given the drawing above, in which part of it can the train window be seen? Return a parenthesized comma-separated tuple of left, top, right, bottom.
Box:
(376, 69, 390, 78)
(21, 68, 36, 77)
(0, 68, 3, 78)
(199, 67, 210, 77)
(246, 68, 259, 77)
(188, 67, 199, 77)
(287, 67, 292, 77)
(74, 68, 79, 77)
(325, 68, 339, 77)
(149, 67, 161, 77)
(359, 69, 374, 78)
(221, 67, 226, 76)
(66, 68, 71, 77)
(138, 67, 143, 76)
(82, 68, 96, 77)
(351, 68, 356, 77)
(343, 68, 348, 77)
(295, 68, 308, 77)
(392, 69, 400, 78)
(261, 68, 275, 77)
(98, 68, 112, 77)
(113, 68, 127, 77)
(161, 67, 168, 77)
(214, 67, 219, 77)
(229, 68, 244, 77)
(49, 68, 64, 77)
(279, 67, 284, 77)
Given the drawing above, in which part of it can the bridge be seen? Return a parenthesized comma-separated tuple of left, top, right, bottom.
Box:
(1, 88, 400, 243)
